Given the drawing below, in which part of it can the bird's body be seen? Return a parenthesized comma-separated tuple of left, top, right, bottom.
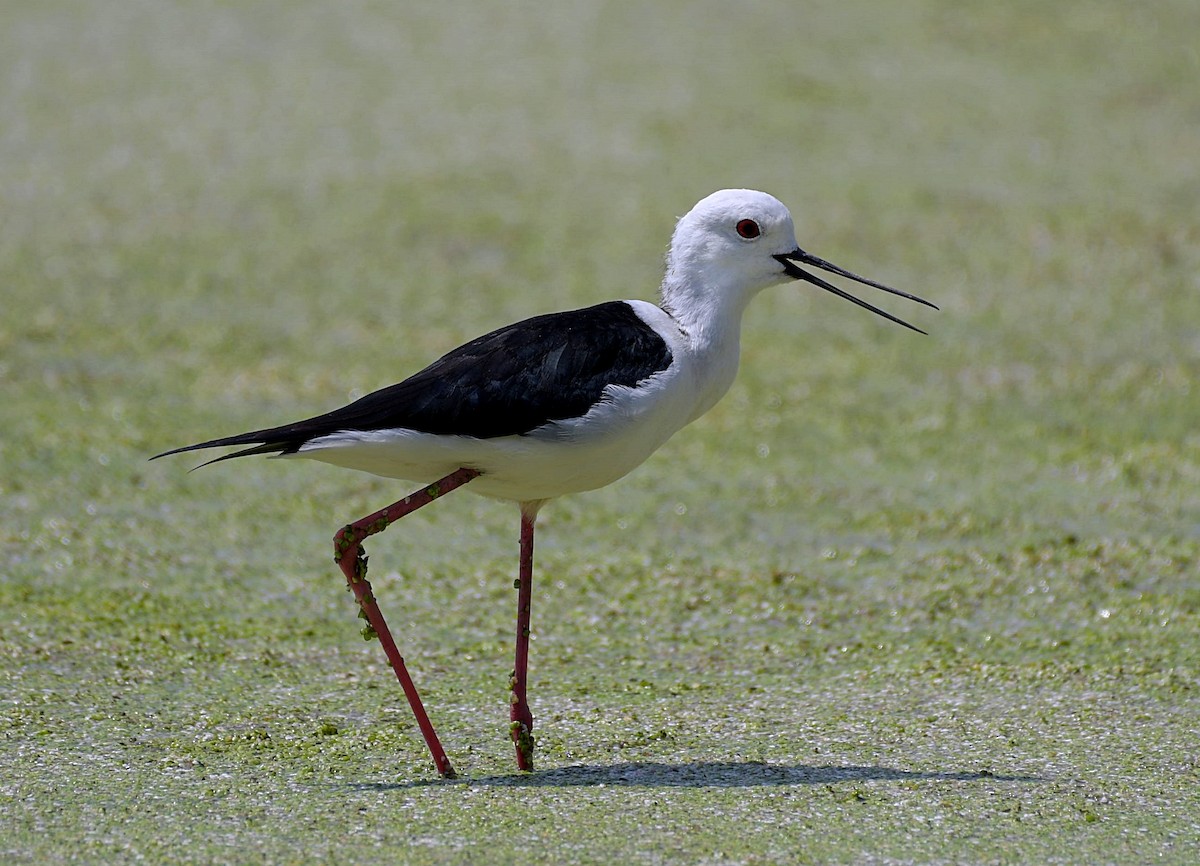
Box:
(204, 299, 696, 502)
(155, 189, 936, 777)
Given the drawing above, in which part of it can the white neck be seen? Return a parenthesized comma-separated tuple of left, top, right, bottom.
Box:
(658, 268, 756, 423)
(653, 197, 792, 424)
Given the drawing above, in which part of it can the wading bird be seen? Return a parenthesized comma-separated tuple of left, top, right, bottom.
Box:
(154, 189, 936, 778)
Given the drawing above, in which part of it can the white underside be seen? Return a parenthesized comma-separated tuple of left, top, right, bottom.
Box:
(288, 384, 675, 501)
(284, 301, 735, 504)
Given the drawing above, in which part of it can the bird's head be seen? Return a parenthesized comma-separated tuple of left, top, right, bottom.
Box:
(663, 189, 936, 333)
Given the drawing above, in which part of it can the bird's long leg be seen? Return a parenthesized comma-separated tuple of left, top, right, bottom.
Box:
(509, 502, 542, 771)
(333, 466, 481, 779)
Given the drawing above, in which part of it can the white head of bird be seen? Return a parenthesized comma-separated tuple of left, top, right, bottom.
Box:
(661, 188, 934, 344)
(661, 189, 798, 337)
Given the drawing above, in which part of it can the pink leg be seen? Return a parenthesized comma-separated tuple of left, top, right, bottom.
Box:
(509, 502, 541, 770)
(333, 466, 480, 779)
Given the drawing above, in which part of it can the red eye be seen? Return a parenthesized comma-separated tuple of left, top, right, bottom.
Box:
(736, 219, 761, 239)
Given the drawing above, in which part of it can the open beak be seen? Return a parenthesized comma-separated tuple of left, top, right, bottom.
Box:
(773, 248, 938, 334)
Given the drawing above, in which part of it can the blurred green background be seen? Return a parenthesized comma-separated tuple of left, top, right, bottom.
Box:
(2, 2, 1198, 863)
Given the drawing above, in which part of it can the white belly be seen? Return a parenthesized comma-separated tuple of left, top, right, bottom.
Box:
(287, 369, 698, 503)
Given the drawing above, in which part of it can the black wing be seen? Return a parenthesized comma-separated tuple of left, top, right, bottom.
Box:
(152, 301, 673, 464)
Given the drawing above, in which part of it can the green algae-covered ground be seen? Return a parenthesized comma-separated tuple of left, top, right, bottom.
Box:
(3, 2, 1199, 863)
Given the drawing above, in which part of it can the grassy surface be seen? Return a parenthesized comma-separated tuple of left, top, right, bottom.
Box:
(3, 1, 1199, 863)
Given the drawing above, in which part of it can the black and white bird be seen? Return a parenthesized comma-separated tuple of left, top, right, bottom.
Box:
(154, 188, 936, 778)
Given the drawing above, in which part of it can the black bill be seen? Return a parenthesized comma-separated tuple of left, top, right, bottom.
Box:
(773, 248, 938, 334)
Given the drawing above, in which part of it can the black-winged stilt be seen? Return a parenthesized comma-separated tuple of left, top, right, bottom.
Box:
(154, 189, 936, 778)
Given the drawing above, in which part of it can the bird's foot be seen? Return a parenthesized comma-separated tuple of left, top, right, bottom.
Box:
(509, 720, 535, 771)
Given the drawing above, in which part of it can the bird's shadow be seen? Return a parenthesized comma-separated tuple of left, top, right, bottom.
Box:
(351, 761, 1043, 791)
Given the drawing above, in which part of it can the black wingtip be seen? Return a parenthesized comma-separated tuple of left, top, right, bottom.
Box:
(149, 444, 197, 462)
(188, 443, 285, 470)
(150, 437, 286, 468)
